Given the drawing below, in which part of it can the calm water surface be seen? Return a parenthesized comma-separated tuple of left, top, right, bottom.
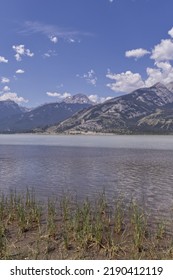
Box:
(0, 134, 173, 221)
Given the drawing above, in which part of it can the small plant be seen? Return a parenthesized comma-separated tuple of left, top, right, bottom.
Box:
(114, 200, 124, 234)
(62, 228, 70, 250)
(75, 200, 93, 248)
(61, 196, 70, 222)
(97, 193, 107, 216)
(17, 201, 29, 233)
(93, 210, 104, 247)
(130, 201, 147, 251)
(156, 220, 165, 239)
(46, 199, 57, 238)
(0, 222, 7, 259)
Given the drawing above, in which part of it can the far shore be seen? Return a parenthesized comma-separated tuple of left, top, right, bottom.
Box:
(1, 131, 173, 136)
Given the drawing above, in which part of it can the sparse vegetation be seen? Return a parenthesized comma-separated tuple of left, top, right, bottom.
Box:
(0, 190, 173, 259)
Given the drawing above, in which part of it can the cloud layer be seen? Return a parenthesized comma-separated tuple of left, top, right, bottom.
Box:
(21, 21, 91, 44)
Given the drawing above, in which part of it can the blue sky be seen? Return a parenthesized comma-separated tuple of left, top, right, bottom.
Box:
(1, 0, 173, 107)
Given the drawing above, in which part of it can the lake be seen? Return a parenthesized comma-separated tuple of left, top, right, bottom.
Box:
(0, 134, 173, 221)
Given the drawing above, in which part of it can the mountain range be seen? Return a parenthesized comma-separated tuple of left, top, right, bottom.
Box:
(46, 82, 173, 134)
(0, 94, 92, 133)
(1, 84, 173, 134)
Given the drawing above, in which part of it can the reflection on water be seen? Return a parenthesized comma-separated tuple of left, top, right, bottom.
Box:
(0, 135, 173, 223)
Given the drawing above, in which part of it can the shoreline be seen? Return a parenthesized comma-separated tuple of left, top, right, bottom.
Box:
(1, 132, 173, 136)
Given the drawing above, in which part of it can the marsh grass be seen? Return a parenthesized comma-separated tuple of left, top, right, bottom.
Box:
(130, 201, 147, 251)
(0, 190, 173, 259)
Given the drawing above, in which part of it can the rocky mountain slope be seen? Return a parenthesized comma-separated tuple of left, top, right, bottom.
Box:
(47, 83, 173, 134)
(137, 104, 173, 133)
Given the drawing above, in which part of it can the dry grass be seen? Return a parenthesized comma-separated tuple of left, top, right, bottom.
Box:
(0, 190, 173, 260)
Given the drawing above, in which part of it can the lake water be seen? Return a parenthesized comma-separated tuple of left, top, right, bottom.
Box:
(0, 134, 173, 222)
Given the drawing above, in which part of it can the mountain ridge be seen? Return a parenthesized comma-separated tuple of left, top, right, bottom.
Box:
(0, 94, 92, 132)
(46, 83, 173, 134)
(1, 85, 173, 134)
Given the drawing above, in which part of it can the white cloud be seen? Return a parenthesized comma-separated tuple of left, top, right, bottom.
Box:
(100, 96, 113, 103)
(106, 70, 144, 93)
(106, 27, 173, 93)
(43, 53, 51, 58)
(168, 27, 173, 38)
(88, 95, 98, 103)
(0, 92, 28, 103)
(1, 77, 10, 83)
(16, 69, 25, 74)
(0, 56, 8, 63)
(145, 67, 163, 87)
(125, 48, 150, 59)
(46, 92, 71, 99)
(12, 45, 34, 61)
(77, 69, 97, 86)
(50, 36, 58, 43)
(88, 94, 112, 103)
(145, 61, 173, 87)
(46, 92, 61, 97)
(107, 62, 173, 93)
(43, 50, 57, 58)
(0, 79, 27, 103)
(15, 54, 21, 61)
(3, 86, 10, 92)
(150, 39, 173, 61)
(69, 38, 75, 43)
